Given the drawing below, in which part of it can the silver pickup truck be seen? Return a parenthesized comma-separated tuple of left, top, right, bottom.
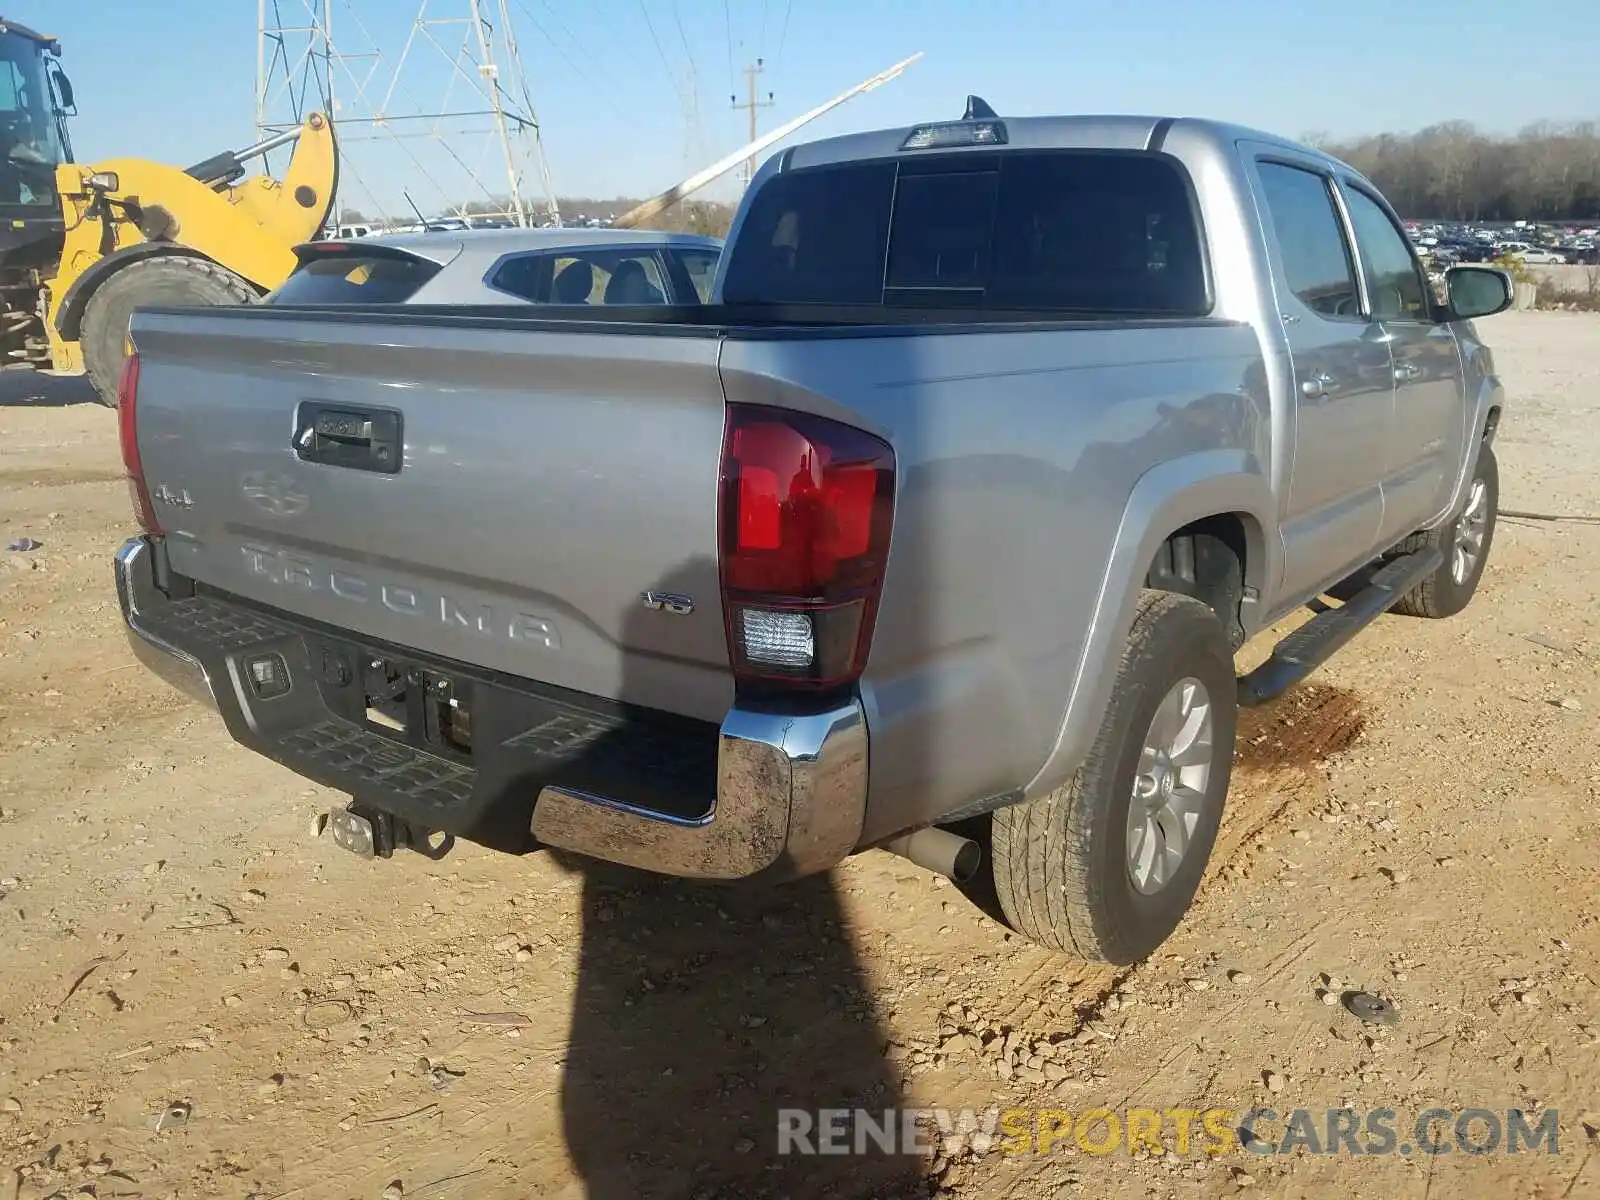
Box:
(114, 102, 1512, 964)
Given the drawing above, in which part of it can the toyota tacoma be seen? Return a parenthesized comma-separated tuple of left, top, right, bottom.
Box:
(113, 100, 1511, 963)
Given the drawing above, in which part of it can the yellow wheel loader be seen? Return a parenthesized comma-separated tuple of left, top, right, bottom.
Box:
(0, 18, 337, 405)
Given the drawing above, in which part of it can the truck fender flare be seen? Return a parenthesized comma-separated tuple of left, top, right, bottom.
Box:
(1430, 371, 1504, 529)
(55, 242, 212, 342)
(1023, 450, 1276, 800)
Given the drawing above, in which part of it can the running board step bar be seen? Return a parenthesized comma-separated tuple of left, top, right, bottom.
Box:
(1237, 547, 1443, 707)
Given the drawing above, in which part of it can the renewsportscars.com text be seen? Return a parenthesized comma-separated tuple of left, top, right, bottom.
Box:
(776, 1106, 1561, 1157)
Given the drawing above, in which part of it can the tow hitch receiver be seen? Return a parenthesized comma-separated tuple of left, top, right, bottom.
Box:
(327, 802, 454, 861)
(328, 805, 382, 857)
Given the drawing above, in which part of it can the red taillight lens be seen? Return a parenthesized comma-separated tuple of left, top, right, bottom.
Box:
(116, 352, 162, 535)
(718, 404, 895, 691)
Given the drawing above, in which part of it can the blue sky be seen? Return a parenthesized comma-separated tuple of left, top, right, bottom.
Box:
(22, 0, 1600, 220)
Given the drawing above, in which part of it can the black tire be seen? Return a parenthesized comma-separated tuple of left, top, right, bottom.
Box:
(991, 590, 1237, 964)
(1389, 443, 1498, 619)
(79, 255, 257, 406)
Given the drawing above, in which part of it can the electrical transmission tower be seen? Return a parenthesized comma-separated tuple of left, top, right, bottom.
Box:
(678, 58, 707, 179)
(255, 0, 560, 227)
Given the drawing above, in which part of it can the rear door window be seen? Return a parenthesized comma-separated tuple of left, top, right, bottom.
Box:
(490, 249, 671, 305)
(266, 252, 442, 305)
(721, 151, 1208, 315)
(489, 252, 554, 302)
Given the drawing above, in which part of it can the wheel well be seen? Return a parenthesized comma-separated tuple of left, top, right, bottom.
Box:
(57, 243, 203, 341)
(1145, 514, 1252, 650)
(1483, 406, 1501, 443)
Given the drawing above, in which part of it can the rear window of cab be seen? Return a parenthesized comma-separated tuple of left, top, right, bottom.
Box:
(721, 149, 1209, 316)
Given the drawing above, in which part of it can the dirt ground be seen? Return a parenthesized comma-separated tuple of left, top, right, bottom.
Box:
(0, 311, 1597, 1200)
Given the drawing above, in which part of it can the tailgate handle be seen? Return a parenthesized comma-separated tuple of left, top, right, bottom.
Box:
(294, 403, 403, 475)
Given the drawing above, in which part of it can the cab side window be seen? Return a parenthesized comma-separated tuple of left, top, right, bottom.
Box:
(1256, 161, 1361, 320)
(1342, 186, 1431, 321)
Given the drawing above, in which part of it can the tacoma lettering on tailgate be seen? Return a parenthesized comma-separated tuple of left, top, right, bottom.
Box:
(240, 544, 562, 649)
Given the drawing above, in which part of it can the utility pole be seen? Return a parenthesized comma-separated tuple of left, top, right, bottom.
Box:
(731, 58, 775, 190)
(615, 51, 924, 230)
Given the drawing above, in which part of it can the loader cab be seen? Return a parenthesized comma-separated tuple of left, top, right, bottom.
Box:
(0, 21, 73, 212)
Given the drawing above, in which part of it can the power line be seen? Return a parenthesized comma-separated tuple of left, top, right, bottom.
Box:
(671, 0, 693, 67)
(528, 0, 605, 68)
(508, 0, 629, 119)
(668, 0, 702, 178)
(580, 0, 659, 80)
(635, 0, 678, 87)
(773, 0, 792, 70)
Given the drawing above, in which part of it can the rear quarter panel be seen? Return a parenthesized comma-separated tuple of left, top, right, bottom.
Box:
(719, 321, 1270, 844)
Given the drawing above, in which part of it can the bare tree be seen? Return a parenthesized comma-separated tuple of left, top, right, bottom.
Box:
(1321, 122, 1600, 220)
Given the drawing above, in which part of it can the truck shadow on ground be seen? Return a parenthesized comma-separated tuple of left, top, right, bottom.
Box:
(537, 558, 927, 1200)
(552, 855, 926, 1199)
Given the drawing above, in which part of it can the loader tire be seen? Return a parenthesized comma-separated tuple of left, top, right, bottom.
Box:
(990, 590, 1237, 964)
(80, 255, 258, 407)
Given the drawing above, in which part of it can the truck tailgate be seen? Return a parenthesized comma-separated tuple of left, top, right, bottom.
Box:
(127, 308, 733, 723)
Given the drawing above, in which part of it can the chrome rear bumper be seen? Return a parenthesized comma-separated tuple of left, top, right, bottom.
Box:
(116, 538, 216, 708)
(531, 701, 867, 879)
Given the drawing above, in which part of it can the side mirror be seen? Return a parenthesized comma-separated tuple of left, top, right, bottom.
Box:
(51, 68, 75, 112)
(1444, 266, 1513, 320)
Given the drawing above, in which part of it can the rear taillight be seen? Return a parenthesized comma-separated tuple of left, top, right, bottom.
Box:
(116, 352, 162, 535)
(718, 404, 895, 692)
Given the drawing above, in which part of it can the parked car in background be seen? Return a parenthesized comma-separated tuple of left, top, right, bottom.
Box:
(1512, 246, 1568, 265)
(267, 228, 725, 306)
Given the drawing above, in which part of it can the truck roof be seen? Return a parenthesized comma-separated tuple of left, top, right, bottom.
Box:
(777, 113, 1359, 179)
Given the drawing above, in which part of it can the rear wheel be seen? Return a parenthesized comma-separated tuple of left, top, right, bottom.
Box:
(1390, 443, 1498, 619)
(990, 590, 1237, 964)
(79, 256, 257, 406)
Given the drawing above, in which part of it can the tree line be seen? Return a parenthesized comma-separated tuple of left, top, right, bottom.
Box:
(337, 197, 736, 237)
(1313, 122, 1600, 222)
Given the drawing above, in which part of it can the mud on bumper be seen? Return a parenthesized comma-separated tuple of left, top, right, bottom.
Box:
(115, 536, 867, 880)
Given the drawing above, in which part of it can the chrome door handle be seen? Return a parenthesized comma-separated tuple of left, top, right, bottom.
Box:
(1300, 372, 1335, 398)
(1394, 364, 1422, 382)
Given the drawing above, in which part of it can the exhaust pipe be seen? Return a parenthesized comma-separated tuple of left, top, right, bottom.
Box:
(883, 828, 982, 884)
